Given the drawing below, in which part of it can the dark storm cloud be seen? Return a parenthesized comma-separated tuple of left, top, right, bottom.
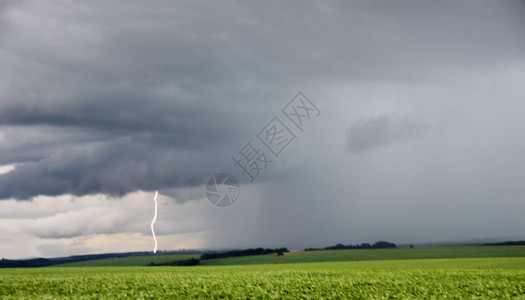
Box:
(0, 137, 213, 199)
(0, 0, 282, 199)
(0, 0, 524, 208)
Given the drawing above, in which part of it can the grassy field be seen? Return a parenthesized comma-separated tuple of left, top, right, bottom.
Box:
(1, 258, 525, 298)
(53, 254, 200, 267)
(201, 246, 525, 266)
(54, 246, 525, 267)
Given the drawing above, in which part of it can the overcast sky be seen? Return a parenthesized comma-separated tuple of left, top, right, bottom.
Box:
(1, 0, 524, 259)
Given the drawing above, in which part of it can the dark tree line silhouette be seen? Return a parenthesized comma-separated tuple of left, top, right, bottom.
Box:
(150, 258, 201, 266)
(483, 241, 525, 246)
(201, 248, 289, 260)
(305, 241, 397, 251)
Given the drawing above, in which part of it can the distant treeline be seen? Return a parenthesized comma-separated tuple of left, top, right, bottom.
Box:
(201, 248, 289, 260)
(482, 241, 525, 246)
(150, 258, 200, 266)
(305, 241, 397, 251)
(1, 250, 204, 268)
(0, 258, 61, 268)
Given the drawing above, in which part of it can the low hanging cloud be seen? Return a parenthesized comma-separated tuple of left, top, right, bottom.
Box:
(23, 206, 128, 239)
(347, 115, 432, 152)
(1, 191, 211, 251)
(0, 137, 221, 200)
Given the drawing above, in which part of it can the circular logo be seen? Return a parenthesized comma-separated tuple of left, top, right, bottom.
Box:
(205, 173, 240, 207)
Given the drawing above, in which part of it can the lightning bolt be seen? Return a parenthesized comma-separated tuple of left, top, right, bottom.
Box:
(151, 190, 158, 254)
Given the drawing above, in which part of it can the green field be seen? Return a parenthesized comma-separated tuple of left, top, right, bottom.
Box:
(1, 258, 525, 298)
(2, 247, 525, 298)
(54, 246, 525, 267)
(201, 246, 525, 266)
(53, 254, 200, 267)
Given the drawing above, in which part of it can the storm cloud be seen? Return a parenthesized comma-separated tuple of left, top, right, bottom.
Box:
(1, 0, 524, 199)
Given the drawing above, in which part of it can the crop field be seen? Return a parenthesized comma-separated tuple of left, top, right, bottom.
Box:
(54, 246, 525, 267)
(1, 257, 525, 298)
(53, 254, 200, 267)
(200, 246, 525, 266)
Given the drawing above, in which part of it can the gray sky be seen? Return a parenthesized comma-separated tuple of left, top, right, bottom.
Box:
(1, 0, 524, 258)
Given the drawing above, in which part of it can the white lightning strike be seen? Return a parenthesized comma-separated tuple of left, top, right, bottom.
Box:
(150, 190, 158, 254)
